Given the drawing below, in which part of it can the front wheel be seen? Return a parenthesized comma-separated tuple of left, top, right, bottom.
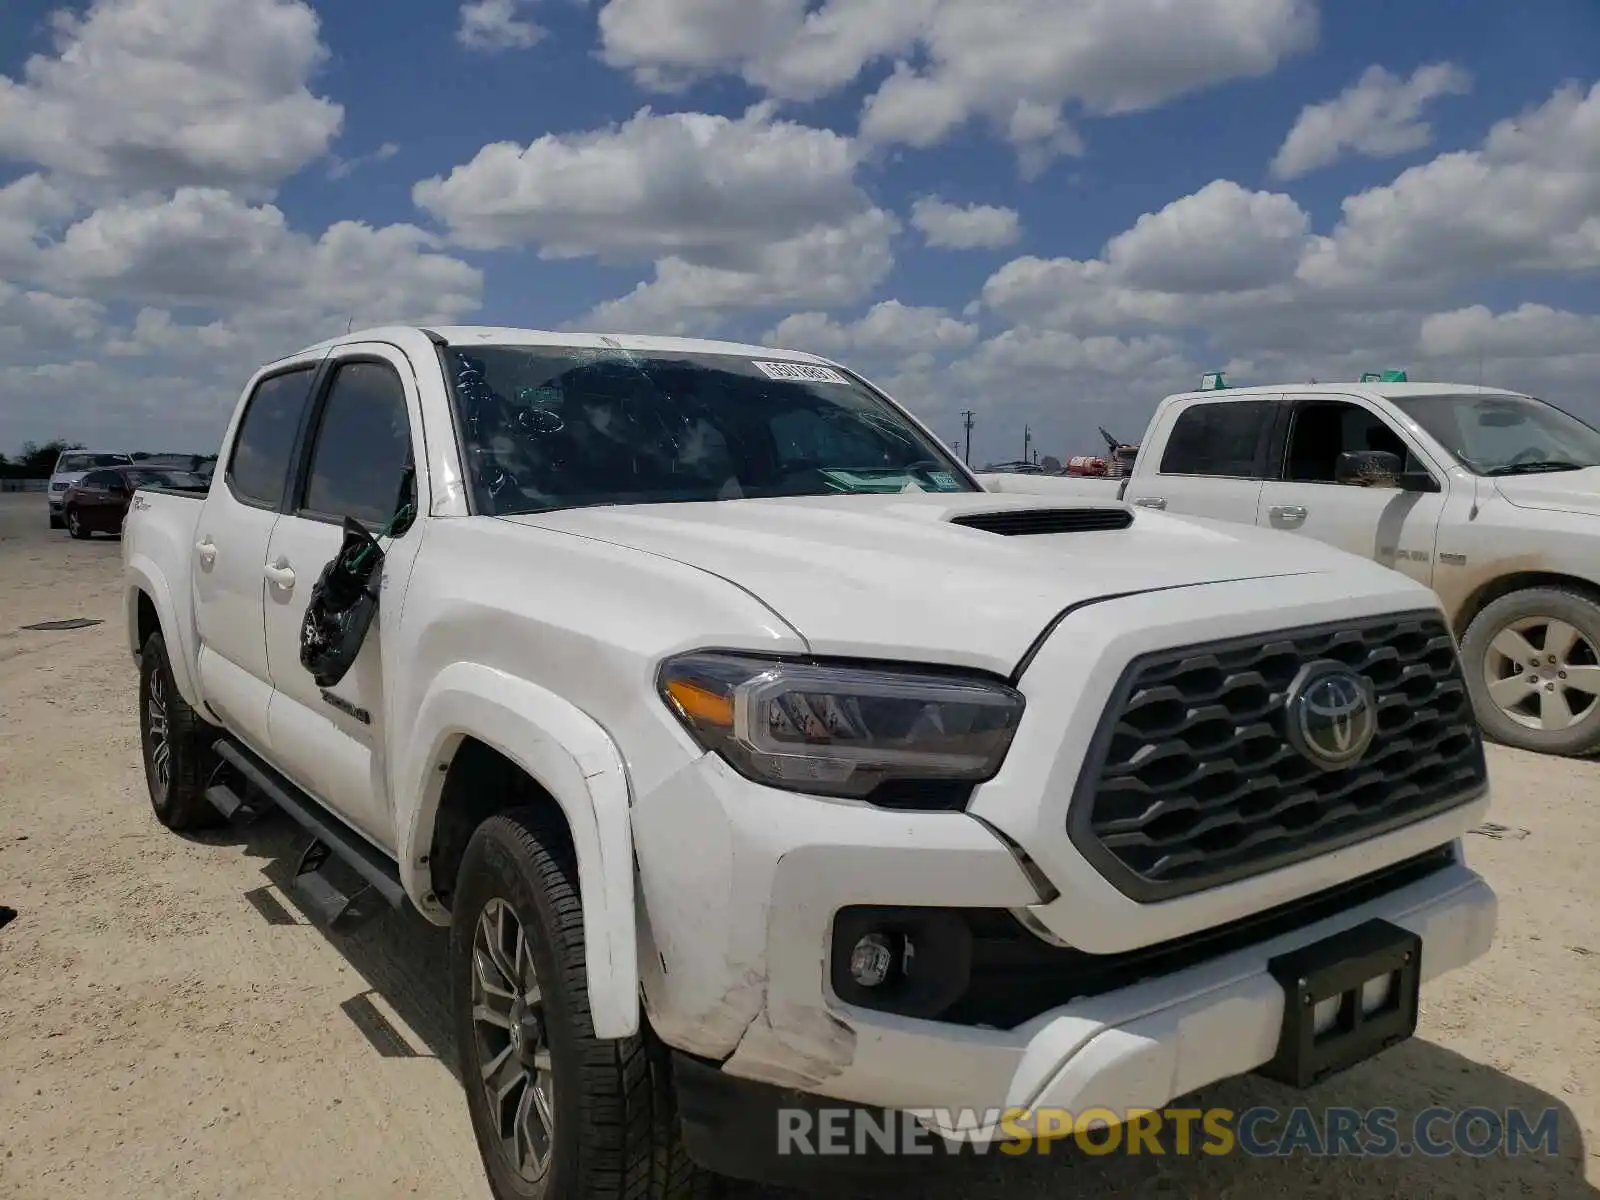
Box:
(1461, 587, 1600, 757)
(451, 809, 718, 1200)
(66, 507, 90, 539)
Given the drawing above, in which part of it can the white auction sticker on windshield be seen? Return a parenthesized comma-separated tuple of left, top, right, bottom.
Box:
(752, 360, 849, 384)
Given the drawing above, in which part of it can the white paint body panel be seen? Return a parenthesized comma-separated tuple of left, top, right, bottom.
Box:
(123, 326, 1498, 1096)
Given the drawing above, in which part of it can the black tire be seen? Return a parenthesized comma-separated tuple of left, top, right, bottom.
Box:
(451, 809, 719, 1200)
(49, 511, 64, 530)
(1460, 587, 1600, 757)
(139, 632, 224, 830)
(66, 507, 90, 539)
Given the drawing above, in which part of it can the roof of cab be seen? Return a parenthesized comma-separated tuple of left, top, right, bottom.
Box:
(273, 324, 839, 370)
(1160, 381, 1528, 404)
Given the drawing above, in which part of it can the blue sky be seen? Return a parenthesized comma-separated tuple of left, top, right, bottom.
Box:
(2, 0, 1598, 465)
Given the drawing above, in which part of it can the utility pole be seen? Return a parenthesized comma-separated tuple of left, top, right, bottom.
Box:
(1023, 425, 1032, 464)
(960, 409, 975, 464)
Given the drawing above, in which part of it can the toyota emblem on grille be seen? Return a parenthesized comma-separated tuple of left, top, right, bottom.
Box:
(1284, 662, 1377, 770)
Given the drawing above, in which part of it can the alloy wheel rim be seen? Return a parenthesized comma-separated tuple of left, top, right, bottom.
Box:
(471, 897, 555, 1182)
(147, 668, 171, 792)
(1483, 615, 1600, 732)
(67, 511, 79, 535)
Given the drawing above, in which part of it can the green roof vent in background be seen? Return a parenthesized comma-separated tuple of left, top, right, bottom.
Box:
(1361, 369, 1409, 383)
(1199, 371, 1229, 390)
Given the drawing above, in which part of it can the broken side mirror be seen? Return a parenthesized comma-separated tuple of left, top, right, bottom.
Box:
(1335, 450, 1440, 492)
(1335, 450, 1402, 487)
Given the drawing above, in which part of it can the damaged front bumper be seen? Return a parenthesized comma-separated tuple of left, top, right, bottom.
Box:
(631, 754, 1497, 1176)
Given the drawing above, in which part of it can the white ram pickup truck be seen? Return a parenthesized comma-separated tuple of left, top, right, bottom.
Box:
(985, 381, 1600, 758)
(124, 327, 1497, 1198)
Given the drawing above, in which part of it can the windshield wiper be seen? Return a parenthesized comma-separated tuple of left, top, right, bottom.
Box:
(1484, 461, 1588, 476)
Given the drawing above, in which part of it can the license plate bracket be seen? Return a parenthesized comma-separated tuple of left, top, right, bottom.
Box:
(1256, 918, 1421, 1089)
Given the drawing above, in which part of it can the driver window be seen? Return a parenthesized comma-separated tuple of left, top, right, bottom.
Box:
(1283, 401, 1415, 484)
(301, 361, 415, 529)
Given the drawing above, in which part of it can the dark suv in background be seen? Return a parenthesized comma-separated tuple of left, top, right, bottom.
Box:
(61, 465, 208, 539)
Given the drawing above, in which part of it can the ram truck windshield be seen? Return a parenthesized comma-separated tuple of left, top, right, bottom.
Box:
(1390, 392, 1600, 476)
(444, 345, 975, 515)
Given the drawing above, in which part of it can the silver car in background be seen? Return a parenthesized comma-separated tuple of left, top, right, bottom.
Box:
(47, 451, 131, 528)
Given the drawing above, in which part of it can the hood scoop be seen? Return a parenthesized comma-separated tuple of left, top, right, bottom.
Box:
(949, 507, 1134, 536)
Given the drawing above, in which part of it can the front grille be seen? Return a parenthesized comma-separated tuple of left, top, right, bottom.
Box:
(950, 507, 1132, 535)
(1069, 611, 1486, 902)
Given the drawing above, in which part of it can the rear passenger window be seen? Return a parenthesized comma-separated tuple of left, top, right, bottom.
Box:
(229, 368, 317, 507)
(1159, 401, 1273, 478)
(302, 361, 414, 528)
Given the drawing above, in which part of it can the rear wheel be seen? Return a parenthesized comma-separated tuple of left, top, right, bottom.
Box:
(48, 510, 64, 530)
(451, 808, 719, 1200)
(139, 632, 223, 830)
(1461, 587, 1600, 757)
(66, 507, 90, 539)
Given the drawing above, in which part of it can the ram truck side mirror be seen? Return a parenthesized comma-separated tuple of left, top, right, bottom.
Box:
(1335, 450, 1441, 493)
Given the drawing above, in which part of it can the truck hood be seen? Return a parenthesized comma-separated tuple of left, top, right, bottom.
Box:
(1492, 466, 1600, 518)
(504, 493, 1361, 674)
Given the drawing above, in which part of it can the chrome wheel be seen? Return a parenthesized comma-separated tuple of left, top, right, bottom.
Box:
(471, 898, 555, 1183)
(146, 666, 171, 792)
(67, 510, 81, 537)
(1483, 616, 1600, 732)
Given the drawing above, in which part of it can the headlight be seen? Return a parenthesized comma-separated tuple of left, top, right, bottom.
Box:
(657, 652, 1024, 803)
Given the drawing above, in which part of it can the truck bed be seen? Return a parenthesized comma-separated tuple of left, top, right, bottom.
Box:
(122, 486, 208, 703)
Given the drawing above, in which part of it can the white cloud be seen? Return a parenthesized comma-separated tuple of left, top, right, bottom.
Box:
(0, 281, 104, 358)
(766, 299, 978, 358)
(1418, 303, 1600, 361)
(0, 190, 483, 453)
(24, 189, 474, 321)
(0, 173, 80, 267)
(1272, 62, 1472, 179)
(327, 142, 400, 181)
(416, 104, 900, 333)
(458, 0, 547, 52)
(595, 0, 1317, 171)
(1299, 81, 1600, 290)
(1105, 180, 1311, 293)
(584, 208, 898, 333)
(909, 197, 1021, 250)
(596, 0, 937, 100)
(415, 105, 867, 259)
(0, 0, 343, 196)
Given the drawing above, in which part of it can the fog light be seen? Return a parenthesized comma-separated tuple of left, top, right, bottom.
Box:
(849, 933, 896, 987)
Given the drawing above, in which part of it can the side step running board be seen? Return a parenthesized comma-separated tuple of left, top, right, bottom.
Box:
(208, 739, 408, 931)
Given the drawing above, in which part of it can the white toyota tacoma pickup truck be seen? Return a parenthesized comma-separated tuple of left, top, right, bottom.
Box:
(985, 380, 1600, 757)
(124, 326, 1497, 1198)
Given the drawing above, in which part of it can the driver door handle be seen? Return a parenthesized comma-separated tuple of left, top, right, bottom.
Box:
(194, 538, 216, 567)
(1270, 504, 1308, 524)
(263, 561, 296, 590)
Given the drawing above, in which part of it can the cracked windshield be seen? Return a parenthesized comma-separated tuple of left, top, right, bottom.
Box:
(450, 345, 976, 514)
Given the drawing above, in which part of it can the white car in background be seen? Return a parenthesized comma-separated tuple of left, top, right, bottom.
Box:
(984, 381, 1600, 757)
(48, 450, 132, 528)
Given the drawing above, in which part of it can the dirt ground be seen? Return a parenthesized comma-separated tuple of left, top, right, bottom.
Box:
(0, 491, 1595, 1199)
